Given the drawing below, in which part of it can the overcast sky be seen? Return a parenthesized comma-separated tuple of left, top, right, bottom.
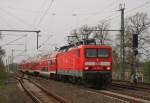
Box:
(0, 0, 150, 63)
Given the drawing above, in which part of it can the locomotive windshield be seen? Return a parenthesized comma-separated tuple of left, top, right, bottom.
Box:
(98, 48, 109, 57)
(85, 48, 109, 58)
(85, 48, 97, 57)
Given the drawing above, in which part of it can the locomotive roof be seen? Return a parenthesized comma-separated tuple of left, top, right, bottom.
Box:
(59, 44, 111, 52)
(57, 38, 112, 51)
(59, 39, 96, 51)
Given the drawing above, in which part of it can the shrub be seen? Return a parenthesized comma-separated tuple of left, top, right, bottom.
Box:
(143, 61, 150, 82)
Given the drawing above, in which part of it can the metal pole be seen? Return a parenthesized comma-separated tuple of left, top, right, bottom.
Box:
(9, 56, 11, 72)
(25, 34, 27, 52)
(37, 32, 39, 49)
(119, 4, 125, 80)
(11, 49, 14, 71)
(5, 59, 8, 72)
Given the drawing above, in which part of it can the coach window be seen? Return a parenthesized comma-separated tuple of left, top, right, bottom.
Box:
(41, 68, 43, 71)
(42, 67, 48, 71)
(52, 59, 56, 64)
(48, 61, 52, 66)
(45, 67, 48, 71)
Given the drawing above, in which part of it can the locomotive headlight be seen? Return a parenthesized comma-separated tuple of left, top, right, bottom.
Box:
(100, 62, 111, 66)
(106, 67, 111, 70)
(84, 67, 89, 70)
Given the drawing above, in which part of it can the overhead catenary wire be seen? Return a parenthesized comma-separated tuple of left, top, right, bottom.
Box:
(70, 0, 119, 25)
(0, 7, 33, 28)
(13, 50, 27, 59)
(73, 0, 119, 16)
(38, 35, 53, 48)
(36, 0, 54, 27)
(125, 1, 150, 15)
(1, 35, 26, 47)
(5, 6, 43, 14)
(0, 14, 15, 29)
(32, 0, 49, 27)
(101, 1, 150, 22)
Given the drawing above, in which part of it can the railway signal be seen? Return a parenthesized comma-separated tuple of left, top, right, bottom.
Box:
(133, 34, 138, 48)
(132, 33, 139, 83)
(133, 34, 138, 56)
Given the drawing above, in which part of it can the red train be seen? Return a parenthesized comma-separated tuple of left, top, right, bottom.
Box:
(19, 44, 112, 87)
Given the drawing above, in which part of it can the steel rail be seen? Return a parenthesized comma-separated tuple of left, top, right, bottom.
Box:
(16, 77, 42, 103)
(112, 80, 150, 90)
(27, 78, 71, 103)
(33, 76, 150, 103)
(16, 76, 70, 103)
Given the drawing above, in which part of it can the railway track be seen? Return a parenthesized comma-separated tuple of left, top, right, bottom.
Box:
(107, 80, 150, 102)
(112, 80, 150, 90)
(85, 80, 150, 103)
(30, 76, 150, 103)
(15, 76, 70, 103)
(86, 90, 150, 103)
(88, 86, 150, 103)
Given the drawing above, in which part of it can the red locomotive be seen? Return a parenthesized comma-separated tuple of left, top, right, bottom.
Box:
(19, 42, 112, 87)
(56, 45, 112, 86)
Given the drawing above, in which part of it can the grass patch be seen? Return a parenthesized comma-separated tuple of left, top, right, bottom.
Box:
(0, 69, 8, 87)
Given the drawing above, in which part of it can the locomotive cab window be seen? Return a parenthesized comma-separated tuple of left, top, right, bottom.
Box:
(85, 48, 97, 57)
(98, 49, 109, 58)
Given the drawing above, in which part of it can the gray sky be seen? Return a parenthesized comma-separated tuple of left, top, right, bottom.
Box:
(0, 0, 150, 63)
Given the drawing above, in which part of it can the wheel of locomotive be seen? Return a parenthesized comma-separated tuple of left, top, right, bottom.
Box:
(77, 77, 82, 85)
(71, 76, 77, 84)
(82, 76, 88, 88)
(96, 78, 111, 89)
(95, 79, 104, 89)
(74, 77, 78, 84)
(63, 75, 68, 83)
(105, 78, 112, 88)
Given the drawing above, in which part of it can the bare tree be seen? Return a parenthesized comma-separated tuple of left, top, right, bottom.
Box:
(70, 29, 78, 37)
(125, 12, 150, 61)
(68, 29, 78, 44)
(78, 25, 93, 40)
(0, 32, 5, 70)
(69, 25, 93, 44)
(123, 12, 150, 79)
(94, 20, 111, 45)
(113, 12, 150, 80)
(69, 21, 111, 45)
(0, 47, 5, 58)
(125, 12, 150, 48)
